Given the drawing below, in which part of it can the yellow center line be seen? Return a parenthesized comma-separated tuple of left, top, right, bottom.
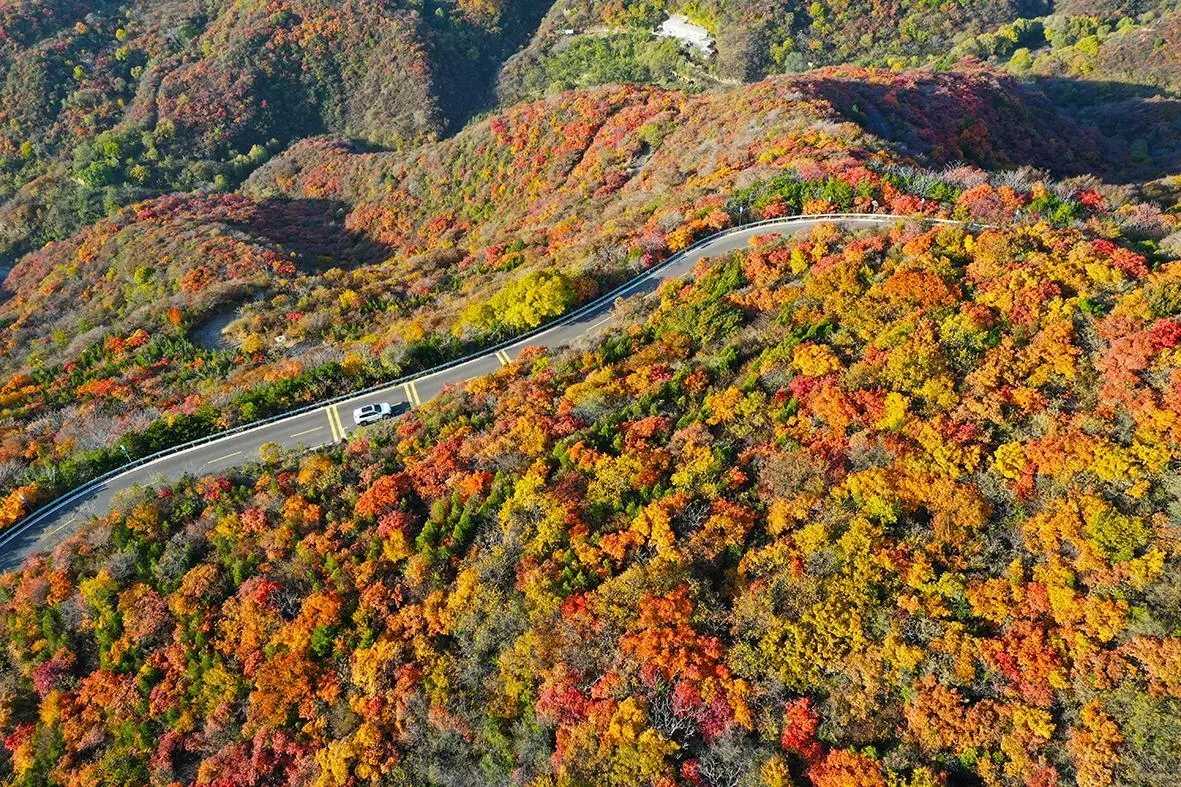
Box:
(330, 405, 346, 440)
(496, 349, 512, 366)
(325, 406, 341, 442)
(404, 380, 422, 407)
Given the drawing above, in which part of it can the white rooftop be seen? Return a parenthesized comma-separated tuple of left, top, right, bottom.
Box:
(656, 14, 714, 55)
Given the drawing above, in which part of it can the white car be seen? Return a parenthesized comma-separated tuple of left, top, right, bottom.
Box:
(352, 402, 394, 426)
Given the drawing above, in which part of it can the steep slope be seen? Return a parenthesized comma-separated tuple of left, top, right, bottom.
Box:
(0, 68, 1145, 526)
(498, 1, 1181, 185)
(1, 219, 1179, 784)
(0, 0, 551, 268)
(944, 4, 1181, 184)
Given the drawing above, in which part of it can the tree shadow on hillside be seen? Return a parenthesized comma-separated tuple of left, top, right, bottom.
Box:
(236, 198, 393, 270)
(1026, 75, 1181, 184)
(432, 0, 557, 131)
(800, 70, 1181, 184)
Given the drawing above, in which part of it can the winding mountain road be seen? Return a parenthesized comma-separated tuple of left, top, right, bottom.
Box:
(0, 213, 966, 569)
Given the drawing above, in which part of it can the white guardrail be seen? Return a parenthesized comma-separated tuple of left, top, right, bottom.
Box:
(0, 213, 975, 552)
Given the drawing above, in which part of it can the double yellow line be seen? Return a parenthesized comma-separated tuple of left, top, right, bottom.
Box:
(325, 404, 346, 442)
(495, 349, 512, 366)
(402, 381, 422, 407)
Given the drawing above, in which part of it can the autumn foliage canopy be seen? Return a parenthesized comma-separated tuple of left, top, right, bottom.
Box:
(1, 220, 1179, 785)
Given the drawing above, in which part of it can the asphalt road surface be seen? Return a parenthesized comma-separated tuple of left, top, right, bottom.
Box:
(0, 214, 960, 568)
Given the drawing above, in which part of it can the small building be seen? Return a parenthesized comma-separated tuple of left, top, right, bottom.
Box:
(655, 14, 715, 57)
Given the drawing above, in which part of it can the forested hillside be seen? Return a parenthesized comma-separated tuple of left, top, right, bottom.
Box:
(2, 2, 1181, 786)
(943, 2, 1181, 187)
(2, 218, 1180, 784)
(495, 1, 1181, 102)
(494, 0, 1181, 188)
(1, 0, 1177, 271)
(949, 1, 1181, 90)
(2, 67, 1159, 535)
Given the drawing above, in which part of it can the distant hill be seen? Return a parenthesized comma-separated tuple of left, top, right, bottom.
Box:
(0, 0, 550, 268)
(496, 0, 1053, 102)
(943, 2, 1181, 183)
(3, 0, 1178, 273)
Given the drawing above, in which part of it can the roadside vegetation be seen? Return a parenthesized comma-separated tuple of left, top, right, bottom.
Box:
(2, 68, 1164, 533)
(2, 220, 1180, 783)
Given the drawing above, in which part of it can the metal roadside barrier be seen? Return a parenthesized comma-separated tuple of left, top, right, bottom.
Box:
(0, 212, 977, 552)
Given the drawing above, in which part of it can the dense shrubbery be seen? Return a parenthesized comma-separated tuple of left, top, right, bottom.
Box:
(2, 221, 1180, 784)
(2, 68, 1150, 531)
